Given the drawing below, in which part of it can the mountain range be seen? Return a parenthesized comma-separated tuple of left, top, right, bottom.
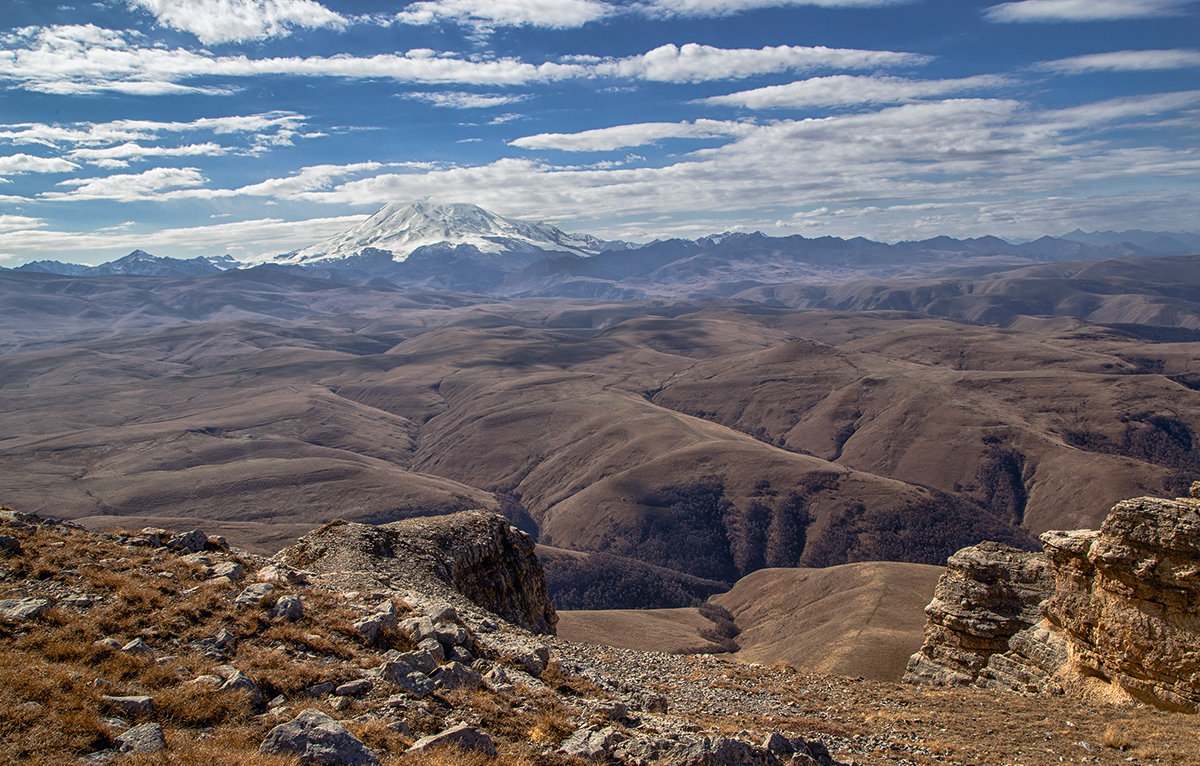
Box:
(9, 203, 1198, 298)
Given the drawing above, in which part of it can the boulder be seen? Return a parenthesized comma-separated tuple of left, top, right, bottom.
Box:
(259, 709, 380, 765)
(406, 723, 497, 758)
(271, 595, 304, 622)
(167, 530, 208, 553)
(235, 583, 275, 607)
(0, 596, 51, 621)
(0, 534, 21, 555)
(430, 661, 482, 691)
(559, 726, 620, 760)
(114, 722, 166, 754)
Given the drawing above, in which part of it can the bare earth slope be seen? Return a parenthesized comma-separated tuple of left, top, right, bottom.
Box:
(713, 563, 942, 681)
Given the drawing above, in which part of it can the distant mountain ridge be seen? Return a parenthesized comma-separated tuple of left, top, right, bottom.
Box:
(6, 204, 1198, 291)
(13, 250, 238, 278)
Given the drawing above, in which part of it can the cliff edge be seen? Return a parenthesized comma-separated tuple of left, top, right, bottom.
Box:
(276, 510, 557, 635)
(905, 483, 1200, 711)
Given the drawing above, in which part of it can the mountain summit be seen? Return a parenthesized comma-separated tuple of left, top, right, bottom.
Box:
(283, 202, 608, 264)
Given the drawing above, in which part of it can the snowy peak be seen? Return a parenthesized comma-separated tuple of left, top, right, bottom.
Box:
(284, 202, 606, 264)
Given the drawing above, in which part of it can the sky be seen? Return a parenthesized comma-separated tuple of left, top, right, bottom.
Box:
(0, 0, 1198, 265)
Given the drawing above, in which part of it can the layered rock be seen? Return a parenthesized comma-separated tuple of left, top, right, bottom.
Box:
(907, 484, 1200, 710)
(276, 510, 556, 634)
(1041, 490, 1200, 711)
(902, 541, 1062, 691)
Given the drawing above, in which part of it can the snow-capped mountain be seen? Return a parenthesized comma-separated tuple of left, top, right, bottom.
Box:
(280, 202, 609, 264)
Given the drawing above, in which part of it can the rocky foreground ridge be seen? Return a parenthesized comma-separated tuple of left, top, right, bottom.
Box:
(905, 484, 1200, 712)
(4, 501, 1200, 765)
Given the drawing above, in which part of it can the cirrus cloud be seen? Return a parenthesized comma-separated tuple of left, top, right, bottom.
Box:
(1038, 48, 1200, 73)
(703, 74, 1008, 109)
(984, 0, 1196, 22)
(511, 119, 754, 151)
(394, 0, 612, 29)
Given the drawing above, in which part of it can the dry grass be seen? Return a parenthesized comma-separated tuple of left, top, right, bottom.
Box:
(0, 520, 427, 763)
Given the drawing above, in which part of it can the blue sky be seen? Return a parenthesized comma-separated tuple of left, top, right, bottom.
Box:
(1, 0, 1198, 265)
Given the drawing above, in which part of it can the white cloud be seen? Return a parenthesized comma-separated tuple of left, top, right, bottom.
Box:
(1038, 49, 1200, 73)
(0, 113, 307, 153)
(42, 167, 208, 201)
(67, 142, 227, 167)
(984, 0, 1195, 22)
(395, 0, 611, 28)
(642, 0, 911, 16)
(511, 119, 753, 151)
(0, 154, 79, 174)
(0, 27, 929, 95)
(225, 89, 1200, 240)
(128, 0, 347, 43)
(703, 74, 1007, 109)
(1040, 90, 1200, 128)
(403, 91, 527, 108)
(0, 215, 46, 233)
(597, 42, 928, 82)
(0, 25, 585, 96)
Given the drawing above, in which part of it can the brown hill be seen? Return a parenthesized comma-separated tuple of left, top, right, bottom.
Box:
(2, 295, 1198, 603)
(557, 561, 941, 681)
(712, 563, 942, 681)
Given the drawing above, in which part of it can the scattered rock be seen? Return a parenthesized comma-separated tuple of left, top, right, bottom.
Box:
(221, 670, 265, 706)
(395, 649, 437, 675)
(335, 679, 372, 698)
(560, 725, 620, 760)
(417, 637, 445, 663)
(399, 616, 436, 643)
(259, 709, 381, 765)
(235, 583, 275, 607)
(352, 613, 389, 646)
(114, 722, 165, 754)
(256, 564, 308, 584)
(121, 638, 154, 656)
(379, 663, 436, 699)
(431, 661, 482, 691)
(0, 534, 21, 555)
(139, 528, 168, 547)
(210, 561, 244, 581)
(270, 594, 304, 622)
(101, 695, 153, 718)
(167, 530, 208, 553)
(407, 723, 497, 758)
(306, 682, 336, 697)
(0, 596, 51, 621)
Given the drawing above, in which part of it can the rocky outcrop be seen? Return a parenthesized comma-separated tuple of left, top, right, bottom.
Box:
(902, 541, 1062, 691)
(1041, 490, 1200, 711)
(276, 510, 556, 634)
(906, 485, 1200, 710)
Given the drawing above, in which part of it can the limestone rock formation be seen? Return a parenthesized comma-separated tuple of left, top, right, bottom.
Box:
(276, 510, 557, 634)
(907, 485, 1200, 710)
(902, 541, 1062, 691)
(1041, 490, 1200, 711)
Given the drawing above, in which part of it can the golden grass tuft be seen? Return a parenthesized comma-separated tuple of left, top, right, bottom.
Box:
(1103, 724, 1132, 750)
